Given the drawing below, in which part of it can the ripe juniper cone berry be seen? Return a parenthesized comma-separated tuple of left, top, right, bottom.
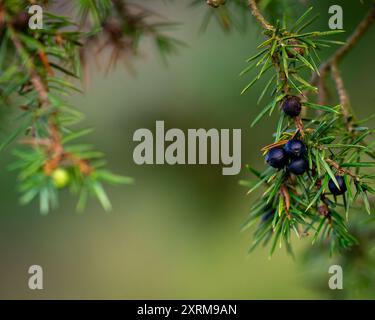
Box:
(286, 39, 305, 58)
(287, 158, 308, 175)
(282, 96, 301, 117)
(328, 176, 347, 195)
(265, 147, 288, 169)
(284, 139, 307, 158)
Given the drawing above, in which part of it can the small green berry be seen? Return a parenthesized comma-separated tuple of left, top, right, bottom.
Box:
(52, 168, 70, 189)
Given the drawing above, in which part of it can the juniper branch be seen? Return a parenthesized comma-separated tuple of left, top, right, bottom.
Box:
(312, 3, 375, 82)
(7, 26, 49, 107)
(0, 1, 150, 212)
(247, 0, 304, 134)
(311, 3, 375, 119)
(248, 0, 274, 31)
(8, 23, 92, 176)
(241, 0, 375, 256)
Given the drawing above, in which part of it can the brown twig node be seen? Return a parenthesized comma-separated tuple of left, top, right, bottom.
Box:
(248, 0, 274, 31)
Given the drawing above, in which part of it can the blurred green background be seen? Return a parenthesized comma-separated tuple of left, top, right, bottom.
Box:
(0, 0, 374, 299)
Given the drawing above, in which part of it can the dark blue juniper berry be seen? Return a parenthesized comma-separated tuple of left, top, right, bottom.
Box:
(284, 139, 307, 158)
(328, 176, 347, 195)
(287, 158, 308, 175)
(282, 96, 301, 117)
(265, 147, 288, 169)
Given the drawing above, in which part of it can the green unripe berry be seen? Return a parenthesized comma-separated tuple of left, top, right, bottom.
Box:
(52, 168, 70, 189)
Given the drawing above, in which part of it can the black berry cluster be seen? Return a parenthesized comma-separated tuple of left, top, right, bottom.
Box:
(266, 139, 308, 175)
(266, 140, 348, 195)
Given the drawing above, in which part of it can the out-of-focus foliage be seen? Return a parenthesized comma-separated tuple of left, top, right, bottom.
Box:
(302, 212, 375, 298)
(193, 0, 295, 32)
(0, 0, 181, 213)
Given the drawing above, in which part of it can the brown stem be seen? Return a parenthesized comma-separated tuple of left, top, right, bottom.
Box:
(310, 4, 375, 119)
(317, 79, 329, 106)
(8, 25, 93, 175)
(248, 0, 274, 31)
(8, 26, 49, 107)
(261, 139, 289, 152)
(325, 158, 359, 180)
(280, 184, 291, 219)
(330, 62, 354, 130)
(314, 4, 375, 82)
(272, 55, 289, 93)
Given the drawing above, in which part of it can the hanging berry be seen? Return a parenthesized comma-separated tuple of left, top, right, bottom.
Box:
(265, 147, 288, 169)
(328, 176, 347, 195)
(282, 96, 302, 117)
(287, 158, 308, 175)
(51, 168, 70, 189)
(284, 139, 307, 158)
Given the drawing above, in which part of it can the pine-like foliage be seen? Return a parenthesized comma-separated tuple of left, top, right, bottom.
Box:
(0, 0, 180, 213)
(236, 1, 375, 256)
(197, 0, 375, 256)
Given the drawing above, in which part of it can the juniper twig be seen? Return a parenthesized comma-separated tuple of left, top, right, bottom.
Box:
(248, 0, 274, 31)
(311, 3, 375, 120)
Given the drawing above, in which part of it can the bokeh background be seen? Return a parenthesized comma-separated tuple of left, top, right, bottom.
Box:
(0, 0, 374, 299)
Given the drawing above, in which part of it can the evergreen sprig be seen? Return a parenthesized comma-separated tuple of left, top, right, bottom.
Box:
(0, 0, 180, 213)
(237, 1, 375, 256)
